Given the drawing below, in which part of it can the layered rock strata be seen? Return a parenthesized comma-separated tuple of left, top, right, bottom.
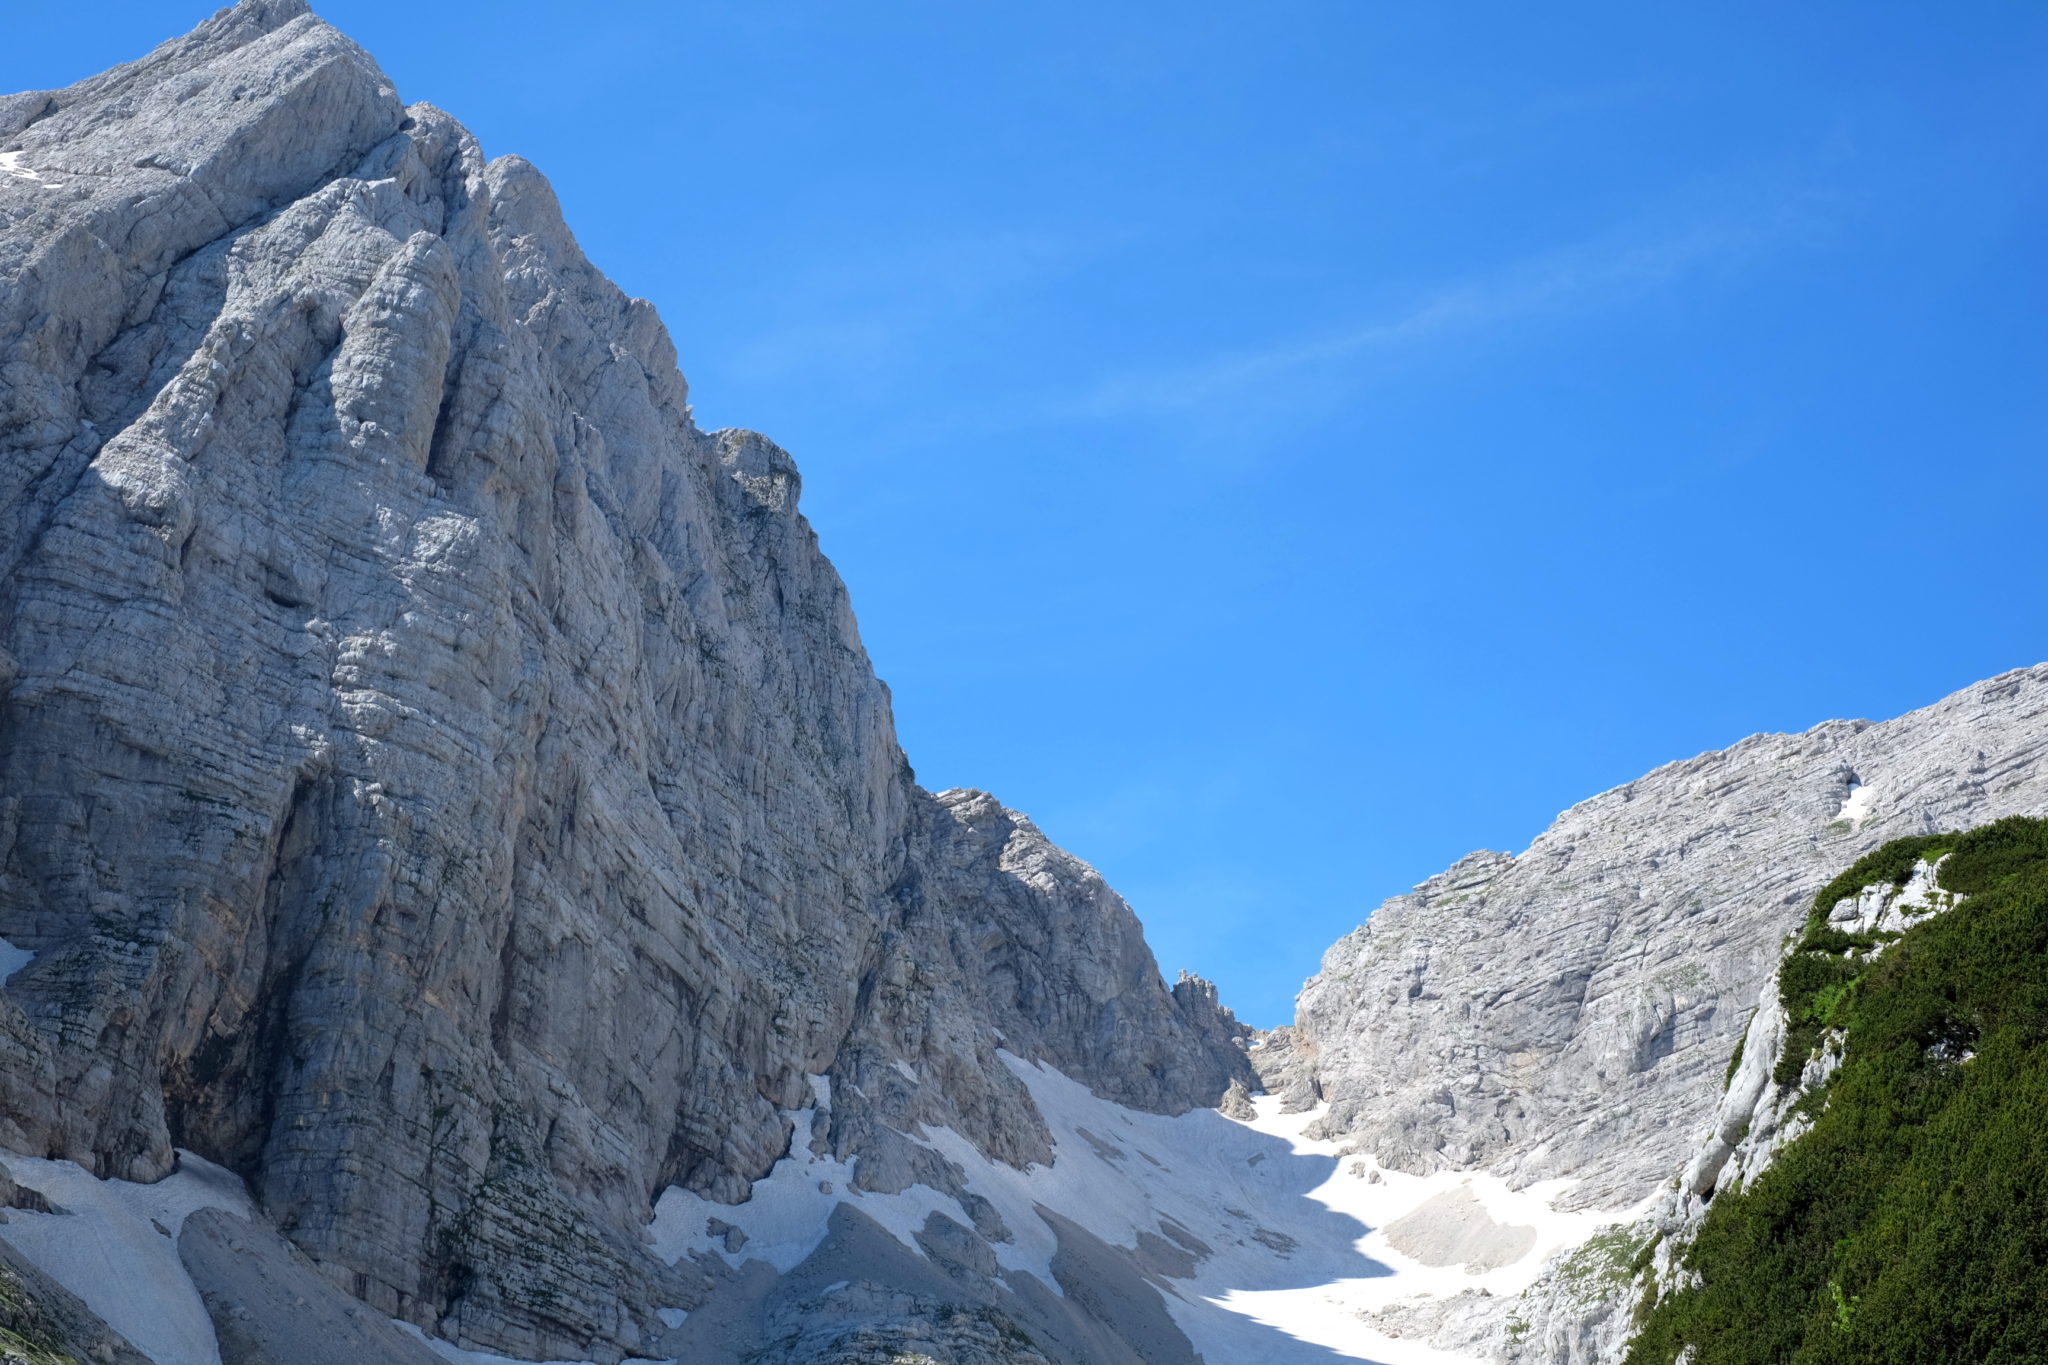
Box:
(0, 4, 1248, 1358)
(1506, 853, 1977, 1365)
(1274, 665, 2048, 1211)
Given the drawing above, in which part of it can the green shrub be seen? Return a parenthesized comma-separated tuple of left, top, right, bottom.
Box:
(1626, 818, 2048, 1365)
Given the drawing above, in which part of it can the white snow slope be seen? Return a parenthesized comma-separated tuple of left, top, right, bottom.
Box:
(0, 1149, 252, 1365)
(652, 1054, 1642, 1365)
(0, 1058, 1641, 1364)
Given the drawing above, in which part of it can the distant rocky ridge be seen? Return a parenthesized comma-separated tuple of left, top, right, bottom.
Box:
(1258, 664, 2048, 1358)
(1268, 666, 2048, 1205)
(0, 4, 1248, 1360)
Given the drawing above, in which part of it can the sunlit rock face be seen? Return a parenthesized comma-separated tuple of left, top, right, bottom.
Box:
(0, 4, 1249, 1358)
(9, 6, 2048, 1365)
(1281, 665, 2048, 1211)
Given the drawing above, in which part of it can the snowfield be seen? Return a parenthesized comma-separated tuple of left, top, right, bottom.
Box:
(0, 1149, 252, 1365)
(1, 1056, 1641, 1364)
(649, 1053, 1643, 1364)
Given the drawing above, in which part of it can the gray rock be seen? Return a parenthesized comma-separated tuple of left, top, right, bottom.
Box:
(0, 5, 1248, 1360)
(1041, 1207, 1201, 1365)
(1290, 666, 2048, 1210)
(1381, 1187, 1535, 1272)
(179, 1206, 447, 1365)
(0, 1164, 52, 1218)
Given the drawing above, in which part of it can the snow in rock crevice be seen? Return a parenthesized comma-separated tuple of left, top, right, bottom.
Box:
(0, 149, 64, 188)
(1834, 779, 1877, 825)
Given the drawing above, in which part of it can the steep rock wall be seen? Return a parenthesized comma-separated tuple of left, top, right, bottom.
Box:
(0, 5, 1249, 1358)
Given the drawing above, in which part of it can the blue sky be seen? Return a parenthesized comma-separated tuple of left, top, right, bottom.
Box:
(11, 3, 2046, 1025)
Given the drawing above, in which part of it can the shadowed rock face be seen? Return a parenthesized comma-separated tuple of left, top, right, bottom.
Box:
(1275, 665, 2048, 1211)
(0, 3, 1249, 1358)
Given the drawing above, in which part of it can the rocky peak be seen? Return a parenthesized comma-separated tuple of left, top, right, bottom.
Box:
(0, 5, 1249, 1358)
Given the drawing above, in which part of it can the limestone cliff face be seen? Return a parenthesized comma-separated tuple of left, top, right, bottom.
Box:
(0, 5, 1248, 1359)
(1273, 666, 2048, 1214)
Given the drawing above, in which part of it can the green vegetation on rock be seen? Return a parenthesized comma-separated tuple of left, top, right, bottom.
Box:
(1557, 1224, 1655, 1301)
(0, 1264, 79, 1365)
(1626, 816, 2048, 1365)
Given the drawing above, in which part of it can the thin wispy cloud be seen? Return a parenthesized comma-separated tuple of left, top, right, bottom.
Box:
(1061, 212, 1790, 421)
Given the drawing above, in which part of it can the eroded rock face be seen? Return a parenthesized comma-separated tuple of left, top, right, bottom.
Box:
(1505, 856, 1961, 1365)
(0, 5, 1248, 1358)
(1281, 666, 2048, 1211)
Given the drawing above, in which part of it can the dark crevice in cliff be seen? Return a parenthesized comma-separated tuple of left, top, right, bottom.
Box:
(162, 771, 329, 1180)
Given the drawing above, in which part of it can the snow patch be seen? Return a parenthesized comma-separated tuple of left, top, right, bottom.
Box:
(1203, 1097, 1653, 1362)
(0, 936, 33, 982)
(1834, 780, 1876, 825)
(0, 150, 64, 189)
(0, 1149, 254, 1365)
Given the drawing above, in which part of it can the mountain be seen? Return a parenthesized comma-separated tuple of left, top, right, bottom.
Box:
(1258, 665, 2048, 1360)
(3, 6, 2045, 1365)
(1615, 817, 2048, 1364)
(1271, 667, 2048, 1206)
(0, 4, 1249, 1361)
